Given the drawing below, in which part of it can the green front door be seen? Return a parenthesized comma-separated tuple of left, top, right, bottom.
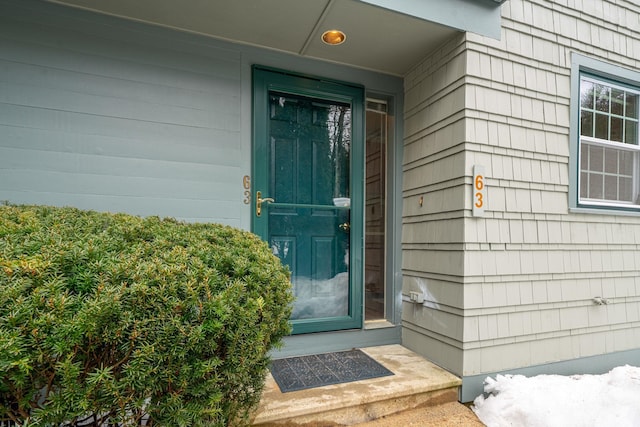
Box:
(253, 67, 364, 334)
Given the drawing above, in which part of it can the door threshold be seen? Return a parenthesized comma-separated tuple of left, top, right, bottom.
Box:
(364, 319, 395, 330)
(272, 325, 401, 358)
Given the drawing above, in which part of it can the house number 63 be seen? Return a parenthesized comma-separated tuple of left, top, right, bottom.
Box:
(472, 165, 485, 217)
(243, 175, 251, 204)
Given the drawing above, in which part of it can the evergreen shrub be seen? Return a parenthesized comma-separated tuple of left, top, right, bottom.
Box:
(0, 205, 293, 426)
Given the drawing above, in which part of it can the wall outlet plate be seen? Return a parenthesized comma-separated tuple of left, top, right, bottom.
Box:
(409, 291, 424, 304)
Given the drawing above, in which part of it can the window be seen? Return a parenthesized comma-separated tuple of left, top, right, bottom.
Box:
(570, 54, 640, 213)
(365, 98, 388, 321)
(577, 74, 640, 209)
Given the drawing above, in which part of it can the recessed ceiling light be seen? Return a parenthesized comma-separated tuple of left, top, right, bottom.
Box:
(321, 30, 346, 45)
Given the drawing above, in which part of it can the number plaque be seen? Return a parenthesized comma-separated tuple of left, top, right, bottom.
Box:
(473, 165, 485, 217)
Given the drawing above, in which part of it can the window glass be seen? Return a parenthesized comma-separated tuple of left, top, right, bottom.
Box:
(611, 117, 623, 142)
(581, 80, 594, 109)
(595, 84, 609, 112)
(620, 177, 633, 201)
(625, 121, 637, 145)
(604, 147, 618, 173)
(594, 113, 608, 139)
(365, 98, 390, 322)
(627, 93, 638, 118)
(611, 88, 624, 116)
(588, 145, 603, 172)
(580, 111, 593, 137)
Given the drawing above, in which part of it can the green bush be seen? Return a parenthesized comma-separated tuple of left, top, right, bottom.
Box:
(0, 205, 293, 426)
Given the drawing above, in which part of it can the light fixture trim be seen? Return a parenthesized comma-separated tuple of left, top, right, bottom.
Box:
(321, 30, 346, 45)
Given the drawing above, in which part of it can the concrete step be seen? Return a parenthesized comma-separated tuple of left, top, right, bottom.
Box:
(353, 402, 485, 426)
(251, 345, 462, 426)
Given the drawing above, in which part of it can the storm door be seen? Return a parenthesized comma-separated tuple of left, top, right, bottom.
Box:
(253, 67, 364, 334)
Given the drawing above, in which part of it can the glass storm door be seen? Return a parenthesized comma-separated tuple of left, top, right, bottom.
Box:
(253, 67, 364, 334)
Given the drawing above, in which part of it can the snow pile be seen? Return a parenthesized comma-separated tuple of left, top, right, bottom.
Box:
(473, 365, 640, 427)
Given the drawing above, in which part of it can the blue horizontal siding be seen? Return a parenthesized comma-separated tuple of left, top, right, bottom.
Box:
(0, 189, 243, 227)
(0, 125, 240, 167)
(0, 0, 243, 224)
(0, 82, 239, 131)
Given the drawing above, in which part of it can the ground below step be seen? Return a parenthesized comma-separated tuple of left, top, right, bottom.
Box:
(251, 344, 465, 426)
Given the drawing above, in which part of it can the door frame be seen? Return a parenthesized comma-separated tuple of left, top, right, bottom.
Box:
(252, 65, 365, 334)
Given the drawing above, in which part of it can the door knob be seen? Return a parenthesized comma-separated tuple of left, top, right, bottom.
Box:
(339, 222, 350, 232)
(256, 191, 275, 217)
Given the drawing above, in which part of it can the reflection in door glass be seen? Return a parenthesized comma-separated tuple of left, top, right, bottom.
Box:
(365, 99, 388, 321)
(267, 92, 351, 321)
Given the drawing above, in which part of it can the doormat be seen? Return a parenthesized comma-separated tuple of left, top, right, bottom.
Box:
(270, 349, 394, 393)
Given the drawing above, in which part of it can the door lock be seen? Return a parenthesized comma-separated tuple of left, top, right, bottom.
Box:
(255, 191, 275, 217)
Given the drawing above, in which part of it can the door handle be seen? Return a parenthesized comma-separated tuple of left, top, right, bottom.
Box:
(256, 191, 275, 217)
(339, 222, 350, 232)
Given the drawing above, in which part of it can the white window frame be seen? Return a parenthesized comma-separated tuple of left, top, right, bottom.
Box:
(570, 54, 640, 214)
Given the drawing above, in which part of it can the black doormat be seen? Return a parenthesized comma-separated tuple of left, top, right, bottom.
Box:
(270, 349, 394, 393)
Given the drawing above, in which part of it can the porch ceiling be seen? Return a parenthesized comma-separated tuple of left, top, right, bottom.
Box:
(46, 0, 468, 76)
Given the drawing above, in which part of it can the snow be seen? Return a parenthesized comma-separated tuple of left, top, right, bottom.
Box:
(472, 365, 640, 427)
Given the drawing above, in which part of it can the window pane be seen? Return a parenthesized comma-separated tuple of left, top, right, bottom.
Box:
(589, 145, 603, 172)
(604, 147, 618, 173)
(621, 150, 634, 175)
(580, 143, 589, 169)
(604, 175, 618, 200)
(365, 101, 388, 322)
(620, 177, 633, 202)
(611, 116, 623, 142)
(581, 80, 594, 109)
(589, 173, 604, 199)
(580, 172, 589, 198)
(580, 111, 593, 137)
(626, 93, 638, 118)
(625, 120, 638, 145)
(595, 84, 610, 112)
(595, 113, 608, 139)
(611, 89, 625, 116)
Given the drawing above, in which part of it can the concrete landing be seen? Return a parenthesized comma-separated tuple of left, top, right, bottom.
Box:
(251, 344, 463, 426)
